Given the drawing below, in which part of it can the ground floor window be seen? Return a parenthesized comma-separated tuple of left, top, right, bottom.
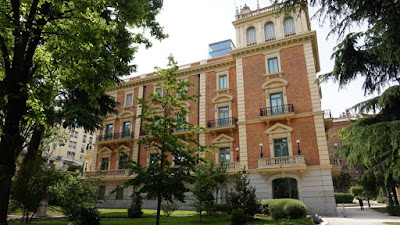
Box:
(272, 178, 298, 199)
(116, 186, 124, 200)
(98, 186, 106, 200)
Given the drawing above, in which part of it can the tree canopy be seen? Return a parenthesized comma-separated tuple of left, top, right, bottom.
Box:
(0, 0, 166, 223)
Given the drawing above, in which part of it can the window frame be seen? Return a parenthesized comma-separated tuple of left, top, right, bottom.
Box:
(124, 92, 134, 107)
(154, 87, 163, 97)
(264, 21, 276, 41)
(246, 26, 257, 46)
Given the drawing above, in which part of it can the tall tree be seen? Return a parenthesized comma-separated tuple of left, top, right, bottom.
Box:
(124, 56, 208, 225)
(0, 0, 166, 223)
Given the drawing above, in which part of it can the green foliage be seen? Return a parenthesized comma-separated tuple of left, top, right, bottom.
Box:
(227, 170, 261, 221)
(350, 186, 364, 197)
(71, 206, 100, 225)
(161, 200, 179, 217)
(260, 199, 273, 215)
(215, 203, 231, 214)
(67, 164, 83, 173)
(377, 197, 388, 204)
(231, 208, 247, 225)
(123, 56, 208, 225)
(192, 163, 228, 218)
(387, 206, 400, 216)
(128, 193, 143, 218)
(334, 193, 354, 203)
(268, 199, 307, 220)
(332, 171, 352, 192)
(11, 157, 61, 224)
(49, 172, 96, 217)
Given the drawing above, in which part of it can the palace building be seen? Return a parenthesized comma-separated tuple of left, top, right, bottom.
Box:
(85, 3, 337, 216)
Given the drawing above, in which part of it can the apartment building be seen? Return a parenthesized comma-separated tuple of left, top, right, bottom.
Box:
(86, 3, 336, 216)
(45, 127, 95, 171)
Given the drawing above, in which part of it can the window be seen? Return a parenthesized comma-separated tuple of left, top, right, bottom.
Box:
(125, 93, 133, 107)
(100, 157, 109, 170)
(264, 22, 275, 41)
(98, 186, 106, 200)
(218, 107, 229, 126)
(116, 186, 124, 200)
(79, 155, 83, 160)
(73, 131, 78, 138)
(83, 135, 87, 143)
(118, 155, 129, 169)
(68, 141, 73, 148)
(175, 115, 186, 132)
(122, 121, 131, 138)
(246, 27, 256, 45)
(149, 153, 158, 164)
(67, 151, 71, 156)
(218, 74, 228, 90)
(284, 17, 295, 36)
(81, 146, 85, 153)
(89, 137, 93, 144)
(155, 87, 163, 96)
(270, 92, 284, 115)
(268, 57, 279, 74)
(274, 138, 289, 157)
(219, 148, 231, 163)
(105, 124, 113, 140)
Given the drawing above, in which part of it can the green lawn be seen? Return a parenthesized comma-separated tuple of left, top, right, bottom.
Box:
(383, 223, 400, 225)
(99, 208, 198, 218)
(9, 214, 314, 225)
(10, 205, 64, 217)
(371, 207, 387, 213)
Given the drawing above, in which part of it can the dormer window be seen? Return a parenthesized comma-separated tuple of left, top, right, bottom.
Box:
(284, 17, 296, 37)
(246, 27, 256, 46)
(264, 22, 276, 41)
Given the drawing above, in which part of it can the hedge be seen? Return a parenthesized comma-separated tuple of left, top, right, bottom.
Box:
(387, 206, 400, 216)
(335, 193, 354, 203)
(268, 199, 307, 220)
(350, 186, 364, 197)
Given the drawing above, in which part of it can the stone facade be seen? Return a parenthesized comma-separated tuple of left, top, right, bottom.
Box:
(86, 3, 336, 216)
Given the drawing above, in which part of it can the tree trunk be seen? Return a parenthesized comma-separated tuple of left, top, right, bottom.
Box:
(392, 185, 399, 206)
(387, 185, 394, 206)
(156, 193, 162, 225)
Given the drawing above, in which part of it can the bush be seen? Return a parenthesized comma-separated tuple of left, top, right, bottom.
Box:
(387, 206, 400, 216)
(377, 197, 387, 203)
(231, 208, 247, 225)
(268, 199, 307, 220)
(71, 206, 100, 225)
(335, 193, 354, 203)
(161, 200, 178, 217)
(260, 199, 272, 215)
(128, 194, 143, 218)
(350, 186, 364, 197)
(215, 203, 230, 214)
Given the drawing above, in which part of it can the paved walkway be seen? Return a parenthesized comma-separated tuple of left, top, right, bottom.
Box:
(325, 202, 400, 225)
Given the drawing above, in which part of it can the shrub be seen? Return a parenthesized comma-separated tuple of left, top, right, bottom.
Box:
(350, 186, 364, 197)
(215, 203, 230, 214)
(377, 197, 388, 203)
(387, 206, 400, 216)
(268, 199, 308, 220)
(231, 208, 247, 225)
(128, 194, 143, 218)
(71, 206, 100, 225)
(335, 193, 354, 203)
(161, 200, 178, 217)
(283, 200, 307, 219)
(260, 199, 272, 215)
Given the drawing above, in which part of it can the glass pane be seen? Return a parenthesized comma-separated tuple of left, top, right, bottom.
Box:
(270, 93, 283, 115)
(98, 186, 106, 200)
(105, 124, 113, 139)
(219, 75, 227, 89)
(218, 107, 229, 126)
(268, 57, 279, 73)
(101, 158, 109, 170)
(122, 122, 131, 137)
(264, 22, 275, 40)
(274, 138, 289, 157)
(246, 27, 256, 44)
(155, 88, 162, 96)
(125, 94, 133, 106)
(219, 148, 230, 163)
(284, 18, 295, 35)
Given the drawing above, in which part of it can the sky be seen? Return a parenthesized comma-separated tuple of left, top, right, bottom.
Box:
(128, 0, 377, 118)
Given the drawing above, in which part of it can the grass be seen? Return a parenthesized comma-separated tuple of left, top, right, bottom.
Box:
(383, 223, 400, 225)
(99, 208, 198, 218)
(8, 214, 314, 225)
(371, 207, 387, 213)
(10, 205, 64, 217)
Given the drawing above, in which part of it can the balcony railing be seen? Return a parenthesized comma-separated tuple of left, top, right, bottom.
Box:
(221, 162, 241, 171)
(258, 156, 306, 169)
(260, 104, 294, 117)
(97, 132, 134, 141)
(207, 117, 237, 128)
(83, 169, 131, 178)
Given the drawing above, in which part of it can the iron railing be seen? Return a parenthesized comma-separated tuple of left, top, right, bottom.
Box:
(207, 117, 237, 128)
(97, 132, 134, 141)
(260, 104, 294, 117)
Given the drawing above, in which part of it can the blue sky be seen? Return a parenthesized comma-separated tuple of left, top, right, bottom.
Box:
(128, 0, 377, 117)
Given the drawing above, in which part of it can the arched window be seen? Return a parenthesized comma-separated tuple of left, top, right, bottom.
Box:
(264, 22, 276, 41)
(246, 27, 256, 46)
(283, 17, 296, 37)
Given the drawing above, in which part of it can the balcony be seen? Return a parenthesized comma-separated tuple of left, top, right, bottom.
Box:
(97, 132, 134, 142)
(83, 169, 134, 180)
(221, 162, 241, 173)
(330, 157, 345, 176)
(207, 117, 238, 133)
(259, 104, 295, 124)
(258, 155, 307, 169)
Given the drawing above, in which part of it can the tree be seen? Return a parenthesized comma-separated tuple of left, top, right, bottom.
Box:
(332, 171, 352, 193)
(124, 56, 208, 225)
(11, 156, 60, 224)
(192, 163, 227, 222)
(0, 0, 166, 222)
(227, 170, 260, 222)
